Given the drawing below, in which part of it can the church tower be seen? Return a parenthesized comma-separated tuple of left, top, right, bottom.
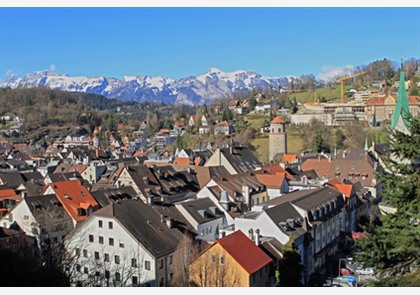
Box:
(269, 116, 287, 162)
(391, 63, 412, 135)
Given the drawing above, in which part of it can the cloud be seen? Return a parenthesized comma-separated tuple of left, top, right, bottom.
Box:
(49, 64, 56, 71)
(317, 65, 356, 82)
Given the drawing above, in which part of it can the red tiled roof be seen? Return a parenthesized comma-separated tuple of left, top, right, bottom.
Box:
(0, 189, 17, 198)
(173, 157, 190, 166)
(50, 180, 98, 222)
(271, 116, 285, 124)
(301, 158, 332, 178)
(326, 179, 353, 198)
(408, 96, 420, 104)
(333, 183, 353, 198)
(217, 230, 272, 275)
(255, 174, 285, 189)
(262, 165, 294, 180)
(281, 153, 297, 163)
(366, 96, 387, 106)
(194, 157, 202, 166)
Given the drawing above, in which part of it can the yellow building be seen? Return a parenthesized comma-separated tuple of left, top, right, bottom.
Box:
(189, 230, 273, 287)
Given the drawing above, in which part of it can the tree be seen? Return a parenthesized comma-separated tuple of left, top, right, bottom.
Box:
(355, 114, 420, 283)
(189, 249, 241, 287)
(163, 118, 174, 130)
(221, 108, 233, 122)
(276, 235, 304, 287)
(171, 234, 202, 286)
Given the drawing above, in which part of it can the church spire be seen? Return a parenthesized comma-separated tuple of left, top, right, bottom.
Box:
(391, 63, 411, 132)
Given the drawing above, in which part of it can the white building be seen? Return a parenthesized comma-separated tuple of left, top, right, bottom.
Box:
(65, 199, 187, 287)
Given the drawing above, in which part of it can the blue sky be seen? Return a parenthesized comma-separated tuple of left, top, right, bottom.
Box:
(1, 6, 420, 81)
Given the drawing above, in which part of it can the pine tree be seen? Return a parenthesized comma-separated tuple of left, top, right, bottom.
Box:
(355, 114, 420, 281)
(276, 235, 304, 287)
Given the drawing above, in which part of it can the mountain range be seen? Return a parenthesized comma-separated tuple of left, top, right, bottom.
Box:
(0, 68, 291, 106)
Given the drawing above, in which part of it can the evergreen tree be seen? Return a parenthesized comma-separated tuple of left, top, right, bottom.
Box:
(355, 114, 420, 281)
(276, 236, 304, 287)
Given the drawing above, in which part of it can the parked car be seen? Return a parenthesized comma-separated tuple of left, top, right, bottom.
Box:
(340, 268, 354, 275)
(336, 275, 357, 284)
(355, 267, 374, 275)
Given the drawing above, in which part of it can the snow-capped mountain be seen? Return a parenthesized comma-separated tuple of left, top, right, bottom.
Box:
(0, 68, 290, 106)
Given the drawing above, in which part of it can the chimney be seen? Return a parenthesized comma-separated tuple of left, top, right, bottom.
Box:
(248, 228, 254, 241)
(242, 183, 250, 205)
(255, 229, 260, 246)
(165, 218, 173, 229)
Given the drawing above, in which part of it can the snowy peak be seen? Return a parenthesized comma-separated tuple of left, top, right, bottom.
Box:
(0, 68, 289, 106)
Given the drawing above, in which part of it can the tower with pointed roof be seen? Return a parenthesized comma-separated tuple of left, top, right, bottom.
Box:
(269, 116, 287, 162)
(391, 63, 412, 135)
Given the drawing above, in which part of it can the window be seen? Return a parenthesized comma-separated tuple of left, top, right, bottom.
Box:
(119, 240, 124, 248)
(132, 276, 138, 286)
(145, 260, 151, 270)
(105, 270, 110, 279)
(75, 248, 80, 256)
(212, 255, 216, 263)
(95, 251, 100, 260)
(104, 253, 109, 262)
(89, 234, 94, 243)
(83, 249, 88, 258)
(169, 273, 173, 281)
(158, 259, 163, 269)
(99, 236, 104, 244)
(98, 220, 103, 228)
(220, 256, 225, 265)
(131, 258, 137, 268)
(115, 255, 120, 264)
(95, 271, 100, 277)
(108, 221, 113, 229)
(169, 255, 173, 265)
(159, 277, 164, 287)
(84, 267, 88, 274)
(115, 272, 121, 282)
(76, 264, 81, 272)
(24, 215, 29, 220)
(109, 238, 114, 246)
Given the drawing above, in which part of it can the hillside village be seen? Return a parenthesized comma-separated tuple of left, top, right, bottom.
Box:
(0, 67, 419, 287)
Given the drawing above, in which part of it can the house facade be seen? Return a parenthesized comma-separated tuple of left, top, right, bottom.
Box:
(65, 199, 186, 287)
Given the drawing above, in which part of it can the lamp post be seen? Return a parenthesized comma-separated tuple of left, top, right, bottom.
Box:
(338, 258, 346, 276)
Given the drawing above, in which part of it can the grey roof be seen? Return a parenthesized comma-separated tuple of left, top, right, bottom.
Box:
(375, 143, 390, 156)
(265, 202, 307, 239)
(91, 186, 138, 207)
(94, 199, 185, 258)
(264, 187, 343, 210)
(24, 180, 46, 197)
(220, 145, 262, 173)
(25, 194, 74, 233)
(0, 172, 25, 188)
(21, 171, 44, 182)
(176, 197, 224, 224)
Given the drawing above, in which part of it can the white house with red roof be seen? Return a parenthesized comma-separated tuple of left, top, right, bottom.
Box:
(43, 179, 99, 226)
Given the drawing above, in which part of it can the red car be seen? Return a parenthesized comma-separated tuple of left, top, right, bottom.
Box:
(340, 268, 353, 275)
